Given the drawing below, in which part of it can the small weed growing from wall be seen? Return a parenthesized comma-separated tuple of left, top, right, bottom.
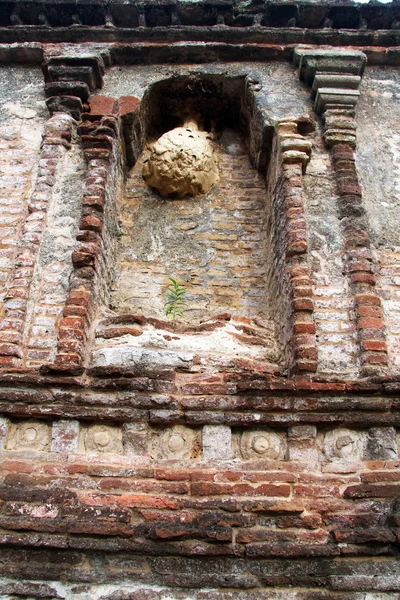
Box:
(164, 278, 187, 321)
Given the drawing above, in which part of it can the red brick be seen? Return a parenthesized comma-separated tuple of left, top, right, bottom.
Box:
(292, 286, 313, 298)
(294, 322, 316, 334)
(49, 353, 82, 369)
(355, 293, 381, 306)
(331, 144, 355, 160)
(294, 334, 316, 346)
(345, 260, 373, 273)
(82, 195, 105, 211)
(350, 272, 376, 285)
(236, 527, 328, 544)
(80, 493, 179, 510)
(294, 485, 340, 497)
(58, 339, 84, 354)
(293, 298, 314, 311)
(357, 305, 383, 317)
(118, 96, 140, 116)
(66, 290, 91, 307)
(62, 305, 89, 319)
(361, 471, 400, 483)
(71, 251, 96, 267)
(59, 316, 86, 329)
(358, 317, 384, 330)
(287, 265, 309, 278)
(339, 183, 362, 196)
(88, 95, 117, 116)
(296, 359, 318, 372)
(360, 340, 387, 352)
(360, 352, 388, 365)
(344, 484, 400, 498)
(191, 482, 291, 497)
(98, 479, 190, 495)
(294, 345, 318, 360)
(287, 240, 308, 255)
(0, 355, 20, 367)
(0, 343, 23, 357)
(80, 214, 103, 232)
(58, 327, 86, 342)
(84, 148, 111, 161)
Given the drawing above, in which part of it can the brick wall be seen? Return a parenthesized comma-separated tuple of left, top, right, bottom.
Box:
(0, 35, 399, 599)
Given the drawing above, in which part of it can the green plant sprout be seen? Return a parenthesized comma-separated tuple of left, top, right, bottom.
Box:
(164, 278, 187, 321)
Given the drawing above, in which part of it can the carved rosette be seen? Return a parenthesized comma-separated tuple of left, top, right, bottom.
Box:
(7, 420, 52, 452)
(240, 429, 286, 460)
(323, 428, 363, 461)
(84, 424, 123, 454)
(152, 425, 201, 460)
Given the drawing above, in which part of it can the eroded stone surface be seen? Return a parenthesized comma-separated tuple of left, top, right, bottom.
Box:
(0, 417, 9, 450)
(203, 424, 231, 460)
(123, 422, 149, 456)
(51, 419, 79, 453)
(364, 427, 398, 460)
(91, 317, 280, 373)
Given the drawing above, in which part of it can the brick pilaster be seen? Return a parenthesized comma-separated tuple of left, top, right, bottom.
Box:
(48, 114, 120, 373)
(274, 119, 318, 373)
(44, 95, 141, 375)
(295, 48, 388, 375)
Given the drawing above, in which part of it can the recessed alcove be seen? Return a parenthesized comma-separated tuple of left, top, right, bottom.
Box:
(95, 74, 286, 371)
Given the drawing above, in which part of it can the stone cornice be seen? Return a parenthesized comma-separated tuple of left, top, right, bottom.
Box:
(0, 0, 400, 46)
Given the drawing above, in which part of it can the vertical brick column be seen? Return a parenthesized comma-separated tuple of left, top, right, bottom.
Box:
(40, 91, 141, 375)
(295, 48, 388, 376)
(329, 137, 387, 374)
(0, 113, 73, 369)
(48, 114, 120, 374)
(41, 55, 114, 374)
(0, 53, 109, 371)
(274, 119, 318, 373)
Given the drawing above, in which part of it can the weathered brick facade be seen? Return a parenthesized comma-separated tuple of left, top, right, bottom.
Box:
(0, 0, 400, 597)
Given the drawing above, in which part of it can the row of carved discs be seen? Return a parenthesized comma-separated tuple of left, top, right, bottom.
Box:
(4, 421, 399, 460)
(5, 422, 284, 457)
